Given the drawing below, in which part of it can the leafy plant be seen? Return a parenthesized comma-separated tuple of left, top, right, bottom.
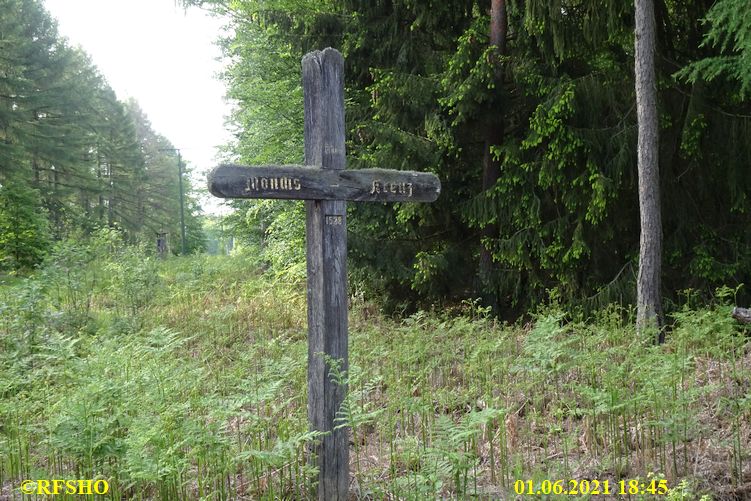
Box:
(0, 179, 50, 272)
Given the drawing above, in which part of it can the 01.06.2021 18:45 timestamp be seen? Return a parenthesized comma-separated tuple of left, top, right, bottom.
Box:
(515, 479, 669, 496)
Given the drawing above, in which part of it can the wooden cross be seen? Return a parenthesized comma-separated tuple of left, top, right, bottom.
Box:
(208, 48, 440, 500)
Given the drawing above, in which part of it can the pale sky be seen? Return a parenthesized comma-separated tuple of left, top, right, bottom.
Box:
(43, 0, 233, 214)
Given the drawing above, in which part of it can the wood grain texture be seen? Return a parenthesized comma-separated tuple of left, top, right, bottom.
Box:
(732, 307, 751, 324)
(303, 48, 350, 501)
(303, 48, 345, 172)
(208, 164, 441, 202)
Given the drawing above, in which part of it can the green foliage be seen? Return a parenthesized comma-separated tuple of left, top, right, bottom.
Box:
(3, 0, 749, 316)
(250, 200, 307, 282)
(106, 245, 160, 316)
(0, 0, 206, 264)
(0, 252, 744, 498)
(0, 178, 50, 271)
(186, 0, 751, 315)
(677, 0, 751, 98)
(199, 5, 308, 274)
(666, 479, 711, 501)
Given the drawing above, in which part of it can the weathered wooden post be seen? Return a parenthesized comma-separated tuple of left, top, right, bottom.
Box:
(208, 48, 440, 500)
(156, 231, 169, 258)
(302, 48, 349, 499)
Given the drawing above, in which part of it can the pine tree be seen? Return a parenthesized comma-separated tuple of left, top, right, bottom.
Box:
(0, 177, 50, 270)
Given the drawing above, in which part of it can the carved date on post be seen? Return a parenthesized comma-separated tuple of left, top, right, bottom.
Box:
(325, 215, 343, 226)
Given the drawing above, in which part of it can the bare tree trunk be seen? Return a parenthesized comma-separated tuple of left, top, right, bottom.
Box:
(108, 161, 115, 226)
(97, 147, 105, 223)
(634, 0, 664, 334)
(479, 0, 507, 292)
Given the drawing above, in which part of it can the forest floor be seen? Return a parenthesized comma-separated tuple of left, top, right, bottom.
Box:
(0, 243, 749, 500)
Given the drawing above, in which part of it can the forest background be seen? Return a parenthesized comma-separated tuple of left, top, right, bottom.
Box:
(1, 0, 750, 318)
(184, 0, 751, 319)
(1, 0, 751, 499)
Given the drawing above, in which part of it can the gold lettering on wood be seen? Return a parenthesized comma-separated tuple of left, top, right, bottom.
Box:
(325, 215, 343, 225)
(244, 176, 303, 194)
(370, 180, 414, 197)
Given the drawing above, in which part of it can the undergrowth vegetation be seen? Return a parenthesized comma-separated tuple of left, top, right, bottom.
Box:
(0, 237, 749, 499)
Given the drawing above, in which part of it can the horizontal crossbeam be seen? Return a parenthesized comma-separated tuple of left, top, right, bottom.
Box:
(208, 164, 441, 203)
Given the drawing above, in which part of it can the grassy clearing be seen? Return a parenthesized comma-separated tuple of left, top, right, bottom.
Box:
(0, 241, 749, 499)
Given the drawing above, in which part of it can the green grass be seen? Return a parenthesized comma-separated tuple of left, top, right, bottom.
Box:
(0, 241, 748, 499)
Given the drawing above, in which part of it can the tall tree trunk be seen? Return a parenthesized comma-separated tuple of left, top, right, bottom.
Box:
(479, 0, 507, 293)
(108, 131, 115, 227)
(32, 155, 40, 185)
(108, 161, 115, 226)
(97, 147, 105, 223)
(634, 0, 663, 334)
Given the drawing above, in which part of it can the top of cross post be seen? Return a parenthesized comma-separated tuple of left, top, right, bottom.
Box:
(302, 48, 346, 172)
(302, 47, 344, 68)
